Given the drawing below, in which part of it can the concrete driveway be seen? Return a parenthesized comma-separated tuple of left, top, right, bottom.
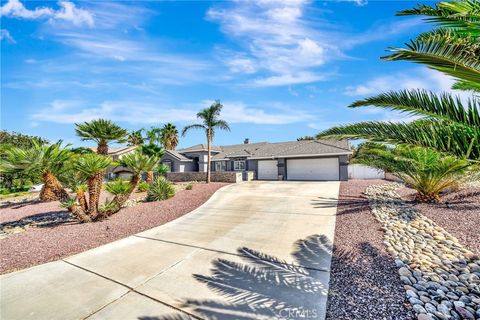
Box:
(1, 181, 340, 320)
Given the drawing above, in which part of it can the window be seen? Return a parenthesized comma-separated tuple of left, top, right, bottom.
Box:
(234, 160, 246, 171)
(215, 161, 226, 172)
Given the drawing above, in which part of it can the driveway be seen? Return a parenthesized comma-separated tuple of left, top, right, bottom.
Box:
(1, 181, 340, 320)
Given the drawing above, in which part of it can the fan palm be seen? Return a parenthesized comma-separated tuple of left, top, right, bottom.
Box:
(114, 151, 159, 209)
(353, 143, 472, 202)
(73, 154, 111, 217)
(161, 123, 179, 150)
(75, 119, 127, 155)
(142, 127, 163, 147)
(127, 130, 144, 146)
(182, 100, 230, 183)
(0, 141, 71, 201)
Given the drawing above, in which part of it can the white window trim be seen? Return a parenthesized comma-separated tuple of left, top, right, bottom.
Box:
(215, 161, 226, 172)
(234, 160, 246, 171)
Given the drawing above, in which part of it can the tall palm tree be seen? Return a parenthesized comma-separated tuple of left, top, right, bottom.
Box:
(317, 1, 480, 160)
(127, 130, 144, 146)
(182, 101, 230, 183)
(73, 154, 111, 217)
(160, 123, 179, 150)
(75, 119, 127, 155)
(0, 141, 71, 202)
(142, 127, 163, 147)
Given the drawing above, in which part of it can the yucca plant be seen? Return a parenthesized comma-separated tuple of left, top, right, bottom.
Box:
(146, 176, 175, 202)
(0, 141, 71, 201)
(354, 143, 472, 202)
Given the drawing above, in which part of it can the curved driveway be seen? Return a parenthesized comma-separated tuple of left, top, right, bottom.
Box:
(1, 181, 340, 320)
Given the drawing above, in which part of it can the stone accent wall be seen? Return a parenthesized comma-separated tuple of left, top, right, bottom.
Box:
(166, 172, 242, 183)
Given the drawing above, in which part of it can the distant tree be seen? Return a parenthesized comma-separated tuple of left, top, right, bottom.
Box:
(297, 136, 315, 141)
(160, 123, 179, 150)
(182, 100, 230, 183)
(70, 147, 94, 155)
(142, 127, 163, 147)
(0, 130, 49, 148)
(127, 130, 144, 146)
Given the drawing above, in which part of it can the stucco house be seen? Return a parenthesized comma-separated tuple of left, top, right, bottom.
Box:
(107, 139, 352, 181)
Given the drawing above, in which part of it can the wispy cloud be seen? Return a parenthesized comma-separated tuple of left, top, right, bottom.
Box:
(31, 100, 314, 126)
(0, 0, 94, 27)
(0, 29, 15, 43)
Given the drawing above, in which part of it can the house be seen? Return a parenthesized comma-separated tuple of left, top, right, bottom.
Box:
(105, 139, 352, 181)
(161, 139, 352, 181)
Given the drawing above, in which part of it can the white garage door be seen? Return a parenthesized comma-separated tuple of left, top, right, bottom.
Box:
(287, 158, 339, 181)
(258, 160, 278, 180)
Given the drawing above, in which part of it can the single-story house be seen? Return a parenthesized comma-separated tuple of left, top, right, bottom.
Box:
(105, 139, 352, 181)
(162, 139, 352, 181)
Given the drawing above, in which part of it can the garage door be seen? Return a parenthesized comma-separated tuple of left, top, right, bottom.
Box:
(287, 158, 339, 181)
(258, 160, 278, 180)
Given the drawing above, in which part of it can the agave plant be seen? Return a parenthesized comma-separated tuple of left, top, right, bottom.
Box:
(146, 176, 175, 202)
(0, 141, 71, 202)
(353, 143, 472, 202)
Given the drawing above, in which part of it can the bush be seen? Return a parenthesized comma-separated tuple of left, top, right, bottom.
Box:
(137, 181, 150, 192)
(105, 178, 133, 195)
(146, 177, 175, 202)
(156, 163, 170, 176)
(185, 183, 193, 190)
(99, 200, 117, 214)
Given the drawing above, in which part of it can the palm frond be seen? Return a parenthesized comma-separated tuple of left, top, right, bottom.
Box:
(181, 124, 206, 137)
(349, 89, 480, 127)
(317, 120, 479, 160)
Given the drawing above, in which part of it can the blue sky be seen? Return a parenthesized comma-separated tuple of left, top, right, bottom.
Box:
(0, 0, 456, 148)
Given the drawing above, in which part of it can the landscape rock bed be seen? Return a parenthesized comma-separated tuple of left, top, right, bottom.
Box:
(365, 183, 480, 320)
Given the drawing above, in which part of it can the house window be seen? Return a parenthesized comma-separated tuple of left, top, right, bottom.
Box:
(215, 161, 226, 172)
(234, 160, 246, 171)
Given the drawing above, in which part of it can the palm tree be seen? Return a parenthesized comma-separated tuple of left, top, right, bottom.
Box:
(0, 141, 71, 202)
(182, 101, 230, 183)
(160, 123, 179, 150)
(127, 130, 144, 146)
(142, 127, 163, 147)
(73, 154, 111, 217)
(317, 1, 480, 160)
(75, 119, 127, 155)
(118, 151, 159, 200)
(140, 144, 165, 183)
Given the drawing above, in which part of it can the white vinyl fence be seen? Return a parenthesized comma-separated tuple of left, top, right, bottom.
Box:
(348, 164, 385, 180)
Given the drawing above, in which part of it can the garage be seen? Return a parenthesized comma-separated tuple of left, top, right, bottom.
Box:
(257, 160, 278, 180)
(287, 158, 339, 181)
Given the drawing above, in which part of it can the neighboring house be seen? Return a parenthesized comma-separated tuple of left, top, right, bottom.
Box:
(104, 139, 352, 181)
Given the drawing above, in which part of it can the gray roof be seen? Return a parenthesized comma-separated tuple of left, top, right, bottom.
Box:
(177, 144, 222, 153)
(180, 140, 351, 161)
(165, 150, 192, 162)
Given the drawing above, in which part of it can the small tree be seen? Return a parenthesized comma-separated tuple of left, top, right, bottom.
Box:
(0, 141, 71, 201)
(75, 119, 127, 156)
(182, 101, 230, 183)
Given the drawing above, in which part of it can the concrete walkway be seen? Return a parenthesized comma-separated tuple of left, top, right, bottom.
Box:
(1, 181, 340, 320)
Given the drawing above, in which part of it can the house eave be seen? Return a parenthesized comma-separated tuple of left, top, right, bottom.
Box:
(248, 152, 352, 160)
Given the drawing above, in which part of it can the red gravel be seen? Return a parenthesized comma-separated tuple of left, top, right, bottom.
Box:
(0, 183, 228, 274)
(326, 179, 414, 320)
(398, 186, 480, 256)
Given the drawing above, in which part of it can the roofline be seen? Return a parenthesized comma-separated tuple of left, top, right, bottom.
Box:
(164, 150, 193, 162)
(211, 151, 352, 161)
(248, 152, 353, 160)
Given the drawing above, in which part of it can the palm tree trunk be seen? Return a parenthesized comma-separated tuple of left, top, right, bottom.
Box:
(87, 173, 102, 217)
(146, 171, 154, 184)
(69, 205, 92, 223)
(97, 141, 108, 155)
(207, 131, 211, 183)
(40, 171, 68, 202)
(77, 189, 88, 212)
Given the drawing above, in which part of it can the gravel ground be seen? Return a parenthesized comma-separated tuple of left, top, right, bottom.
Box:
(398, 186, 480, 256)
(0, 183, 228, 274)
(326, 179, 414, 320)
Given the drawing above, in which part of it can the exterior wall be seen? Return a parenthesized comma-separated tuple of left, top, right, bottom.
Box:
(277, 158, 286, 180)
(160, 153, 196, 173)
(247, 159, 258, 176)
(166, 171, 242, 183)
(348, 164, 384, 180)
(181, 151, 212, 172)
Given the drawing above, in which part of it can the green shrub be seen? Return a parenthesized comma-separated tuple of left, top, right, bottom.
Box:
(156, 163, 170, 176)
(146, 177, 175, 202)
(137, 181, 150, 192)
(105, 178, 133, 195)
(185, 183, 193, 190)
(99, 200, 117, 214)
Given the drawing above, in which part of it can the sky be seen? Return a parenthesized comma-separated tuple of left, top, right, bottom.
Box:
(0, 0, 458, 148)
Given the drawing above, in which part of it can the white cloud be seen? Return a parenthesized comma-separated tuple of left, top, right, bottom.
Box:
(0, 0, 94, 27)
(31, 100, 314, 126)
(0, 29, 15, 43)
(206, 1, 337, 86)
(344, 68, 459, 96)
